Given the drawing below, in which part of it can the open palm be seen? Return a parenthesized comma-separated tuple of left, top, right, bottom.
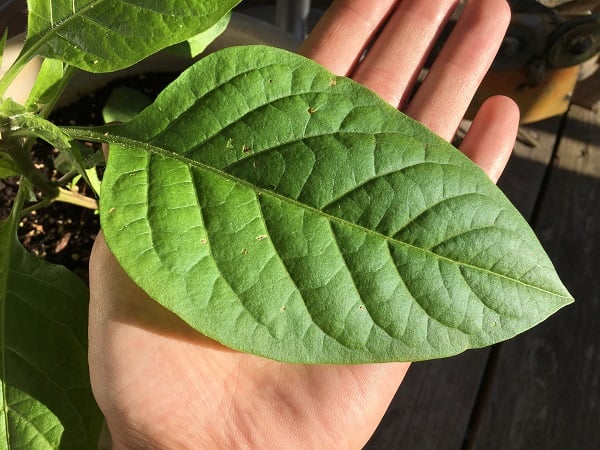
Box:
(88, 1, 519, 448)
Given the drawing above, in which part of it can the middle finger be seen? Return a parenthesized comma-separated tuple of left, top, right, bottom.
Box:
(352, 0, 460, 108)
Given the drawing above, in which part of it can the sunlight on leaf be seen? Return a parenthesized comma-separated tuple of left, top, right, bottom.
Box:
(22, 0, 242, 72)
(166, 12, 232, 58)
(99, 46, 573, 364)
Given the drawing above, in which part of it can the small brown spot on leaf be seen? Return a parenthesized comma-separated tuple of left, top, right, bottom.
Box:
(329, 78, 337, 87)
(241, 248, 248, 255)
(256, 234, 268, 241)
(200, 238, 208, 245)
(308, 107, 317, 115)
(242, 144, 253, 154)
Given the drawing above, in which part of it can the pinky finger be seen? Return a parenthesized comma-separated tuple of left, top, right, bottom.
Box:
(460, 95, 520, 183)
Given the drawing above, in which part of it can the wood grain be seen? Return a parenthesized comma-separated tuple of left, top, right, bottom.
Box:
(467, 105, 600, 449)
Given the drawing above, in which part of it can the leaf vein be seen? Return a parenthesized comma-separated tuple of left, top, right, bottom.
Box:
(256, 196, 356, 347)
(328, 226, 404, 343)
(65, 128, 572, 301)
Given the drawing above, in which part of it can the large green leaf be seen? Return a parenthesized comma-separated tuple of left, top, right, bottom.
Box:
(0, 184, 102, 448)
(97, 45, 573, 364)
(21, 0, 241, 72)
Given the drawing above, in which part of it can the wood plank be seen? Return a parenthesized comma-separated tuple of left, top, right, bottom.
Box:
(467, 104, 600, 449)
(365, 350, 490, 450)
(498, 117, 562, 218)
(572, 58, 600, 113)
(365, 119, 560, 449)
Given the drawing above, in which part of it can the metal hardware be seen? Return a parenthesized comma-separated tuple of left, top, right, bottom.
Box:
(275, 0, 311, 40)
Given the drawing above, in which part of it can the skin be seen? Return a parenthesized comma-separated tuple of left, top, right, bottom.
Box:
(88, 0, 520, 448)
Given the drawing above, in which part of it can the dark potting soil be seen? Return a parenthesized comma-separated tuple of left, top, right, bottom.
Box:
(0, 72, 179, 283)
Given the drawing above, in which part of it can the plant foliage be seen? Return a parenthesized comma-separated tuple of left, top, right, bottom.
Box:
(0, 0, 573, 446)
(0, 184, 102, 449)
(88, 46, 571, 363)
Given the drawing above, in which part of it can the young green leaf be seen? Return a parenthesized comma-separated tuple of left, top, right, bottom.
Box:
(102, 86, 152, 124)
(24, 58, 64, 110)
(20, 0, 242, 73)
(0, 182, 102, 448)
(97, 45, 573, 364)
(0, 98, 28, 119)
(166, 13, 232, 58)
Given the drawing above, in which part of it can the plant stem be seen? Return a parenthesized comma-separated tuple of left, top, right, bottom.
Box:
(55, 169, 79, 185)
(55, 187, 98, 210)
(19, 188, 98, 217)
(20, 197, 52, 217)
(3, 137, 59, 198)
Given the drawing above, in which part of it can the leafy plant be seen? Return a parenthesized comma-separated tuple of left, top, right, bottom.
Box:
(0, 0, 573, 447)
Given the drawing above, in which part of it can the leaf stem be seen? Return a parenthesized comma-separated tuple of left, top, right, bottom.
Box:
(55, 187, 98, 210)
(3, 136, 59, 198)
(20, 197, 52, 217)
(55, 168, 79, 185)
(18, 187, 97, 217)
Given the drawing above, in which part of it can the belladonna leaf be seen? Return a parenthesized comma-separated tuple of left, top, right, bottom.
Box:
(98, 45, 573, 364)
(0, 182, 102, 448)
(21, 0, 241, 72)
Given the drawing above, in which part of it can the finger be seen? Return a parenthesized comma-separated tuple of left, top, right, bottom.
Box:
(299, 0, 398, 75)
(460, 95, 519, 183)
(406, 0, 511, 140)
(351, 0, 459, 107)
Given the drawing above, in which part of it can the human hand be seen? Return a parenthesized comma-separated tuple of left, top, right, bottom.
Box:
(88, 1, 519, 448)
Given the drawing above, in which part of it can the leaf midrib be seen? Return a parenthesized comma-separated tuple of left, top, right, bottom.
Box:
(68, 127, 572, 301)
(25, 0, 104, 59)
(0, 188, 27, 448)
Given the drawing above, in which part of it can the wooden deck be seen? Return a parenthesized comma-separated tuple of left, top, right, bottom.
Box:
(365, 69, 600, 450)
